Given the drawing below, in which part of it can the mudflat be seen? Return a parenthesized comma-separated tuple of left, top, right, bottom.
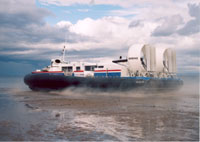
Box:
(0, 76, 199, 141)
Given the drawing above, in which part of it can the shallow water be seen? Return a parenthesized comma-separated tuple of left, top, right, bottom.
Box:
(0, 76, 199, 141)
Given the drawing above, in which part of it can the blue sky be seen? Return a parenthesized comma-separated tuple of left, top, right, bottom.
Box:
(36, 0, 123, 24)
(0, 0, 199, 76)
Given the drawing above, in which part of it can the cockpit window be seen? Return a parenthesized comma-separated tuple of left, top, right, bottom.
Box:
(55, 59, 61, 63)
(62, 66, 73, 72)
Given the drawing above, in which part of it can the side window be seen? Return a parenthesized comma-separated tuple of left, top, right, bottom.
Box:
(62, 66, 73, 72)
(62, 67, 67, 72)
(85, 66, 91, 71)
(91, 66, 96, 71)
(85, 65, 97, 71)
(98, 66, 104, 68)
(76, 66, 80, 71)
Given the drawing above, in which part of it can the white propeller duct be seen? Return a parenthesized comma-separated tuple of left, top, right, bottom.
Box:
(141, 44, 156, 72)
(127, 44, 156, 74)
(156, 48, 176, 73)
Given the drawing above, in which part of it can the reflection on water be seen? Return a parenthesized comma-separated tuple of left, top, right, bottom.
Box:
(0, 93, 50, 140)
(0, 76, 199, 141)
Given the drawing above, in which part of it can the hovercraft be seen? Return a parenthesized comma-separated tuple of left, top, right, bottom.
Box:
(24, 44, 183, 91)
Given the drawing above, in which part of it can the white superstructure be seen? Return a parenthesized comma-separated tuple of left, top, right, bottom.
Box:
(35, 44, 177, 78)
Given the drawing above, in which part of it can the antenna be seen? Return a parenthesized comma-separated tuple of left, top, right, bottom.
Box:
(62, 30, 68, 62)
(62, 46, 66, 62)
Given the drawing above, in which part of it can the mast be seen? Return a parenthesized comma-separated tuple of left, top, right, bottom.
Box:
(62, 46, 66, 62)
(62, 31, 67, 62)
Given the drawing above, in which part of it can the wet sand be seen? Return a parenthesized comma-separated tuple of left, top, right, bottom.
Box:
(0, 76, 199, 141)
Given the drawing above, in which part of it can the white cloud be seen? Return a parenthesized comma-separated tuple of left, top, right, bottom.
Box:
(68, 16, 157, 51)
(56, 1, 199, 74)
(38, 0, 200, 8)
(0, 50, 36, 55)
(178, 3, 200, 35)
(0, 0, 199, 74)
(56, 21, 72, 28)
(152, 15, 184, 36)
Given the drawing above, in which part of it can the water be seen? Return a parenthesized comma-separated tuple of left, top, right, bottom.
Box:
(0, 76, 199, 141)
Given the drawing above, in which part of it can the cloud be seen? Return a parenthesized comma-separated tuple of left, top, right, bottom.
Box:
(178, 3, 200, 35)
(177, 48, 200, 74)
(0, 0, 92, 57)
(0, 0, 51, 26)
(152, 15, 183, 36)
(38, 0, 198, 8)
(0, 0, 94, 76)
(0, 0, 199, 76)
(151, 3, 200, 37)
(65, 16, 158, 60)
(129, 20, 143, 28)
(37, 0, 123, 7)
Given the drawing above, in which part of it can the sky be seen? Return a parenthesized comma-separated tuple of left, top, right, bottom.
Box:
(0, 0, 199, 76)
